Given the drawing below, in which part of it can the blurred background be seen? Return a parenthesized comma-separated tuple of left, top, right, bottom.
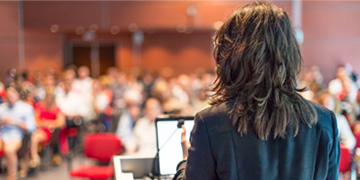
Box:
(0, 1, 360, 180)
(1, 1, 359, 82)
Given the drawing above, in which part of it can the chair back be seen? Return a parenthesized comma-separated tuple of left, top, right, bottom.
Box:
(339, 146, 352, 173)
(84, 133, 122, 163)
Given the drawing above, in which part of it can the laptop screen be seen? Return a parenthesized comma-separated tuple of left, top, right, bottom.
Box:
(113, 155, 155, 179)
(155, 116, 195, 175)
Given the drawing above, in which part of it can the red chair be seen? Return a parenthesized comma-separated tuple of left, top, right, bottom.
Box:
(339, 146, 352, 173)
(70, 133, 122, 180)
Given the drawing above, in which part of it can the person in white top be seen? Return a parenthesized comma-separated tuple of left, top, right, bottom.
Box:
(72, 66, 94, 121)
(317, 91, 356, 151)
(72, 66, 93, 95)
(126, 98, 162, 155)
(329, 66, 358, 103)
(56, 80, 86, 125)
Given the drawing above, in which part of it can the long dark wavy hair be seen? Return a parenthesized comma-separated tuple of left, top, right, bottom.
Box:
(211, 2, 317, 140)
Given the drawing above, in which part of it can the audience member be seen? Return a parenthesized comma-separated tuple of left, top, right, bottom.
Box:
(114, 89, 142, 147)
(92, 76, 113, 131)
(337, 76, 359, 122)
(72, 66, 94, 121)
(5, 68, 17, 87)
(56, 80, 85, 123)
(35, 73, 57, 102)
(112, 71, 129, 109)
(191, 87, 211, 113)
(309, 66, 326, 93)
(72, 66, 93, 94)
(126, 98, 162, 155)
(316, 91, 356, 151)
(30, 87, 65, 167)
(0, 87, 36, 180)
(329, 66, 349, 96)
(141, 70, 156, 101)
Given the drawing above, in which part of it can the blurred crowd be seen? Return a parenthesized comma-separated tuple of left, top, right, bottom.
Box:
(0, 65, 214, 179)
(298, 64, 360, 154)
(0, 63, 360, 179)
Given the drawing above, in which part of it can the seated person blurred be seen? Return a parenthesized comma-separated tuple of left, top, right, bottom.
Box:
(152, 80, 172, 105)
(163, 97, 193, 116)
(56, 80, 85, 128)
(114, 89, 142, 147)
(126, 98, 162, 155)
(329, 66, 347, 96)
(0, 87, 36, 180)
(72, 66, 93, 95)
(56, 80, 85, 154)
(35, 73, 57, 102)
(309, 66, 326, 93)
(329, 65, 358, 104)
(92, 77, 113, 132)
(191, 87, 211, 114)
(30, 87, 65, 166)
(72, 66, 94, 122)
(111, 71, 129, 109)
(317, 90, 356, 151)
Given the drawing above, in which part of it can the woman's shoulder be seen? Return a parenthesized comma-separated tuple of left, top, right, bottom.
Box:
(307, 100, 337, 133)
(195, 100, 234, 134)
(197, 100, 232, 119)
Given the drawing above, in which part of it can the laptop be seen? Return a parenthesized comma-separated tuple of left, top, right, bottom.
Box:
(113, 155, 155, 180)
(155, 116, 195, 176)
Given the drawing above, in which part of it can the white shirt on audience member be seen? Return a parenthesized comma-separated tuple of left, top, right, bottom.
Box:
(126, 117, 157, 156)
(56, 91, 86, 117)
(94, 92, 110, 112)
(72, 77, 93, 95)
(72, 77, 95, 120)
(116, 110, 135, 147)
(328, 79, 342, 95)
(336, 113, 356, 150)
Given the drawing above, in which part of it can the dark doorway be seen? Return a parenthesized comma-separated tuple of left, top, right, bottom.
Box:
(66, 43, 116, 77)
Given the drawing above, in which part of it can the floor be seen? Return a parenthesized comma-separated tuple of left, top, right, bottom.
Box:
(0, 155, 92, 180)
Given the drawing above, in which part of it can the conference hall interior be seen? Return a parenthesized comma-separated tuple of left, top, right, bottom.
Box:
(0, 1, 360, 180)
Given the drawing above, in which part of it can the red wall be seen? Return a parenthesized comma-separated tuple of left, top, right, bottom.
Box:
(0, 1, 20, 82)
(116, 32, 215, 75)
(0, 2, 63, 82)
(302, 1, 360, 82)
(141, 32, 214, 74)
(22, 1, 259, 30)
(19, 1, 291, 77)
(4, 1, 360, 83)
(23, 30, 63, 75)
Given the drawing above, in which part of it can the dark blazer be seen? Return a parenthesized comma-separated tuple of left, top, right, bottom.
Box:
(174, 100, 340, 180)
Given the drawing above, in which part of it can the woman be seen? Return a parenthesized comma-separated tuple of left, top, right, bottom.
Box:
(30, 86, 65, 166)
(175, 2, 339, 180)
